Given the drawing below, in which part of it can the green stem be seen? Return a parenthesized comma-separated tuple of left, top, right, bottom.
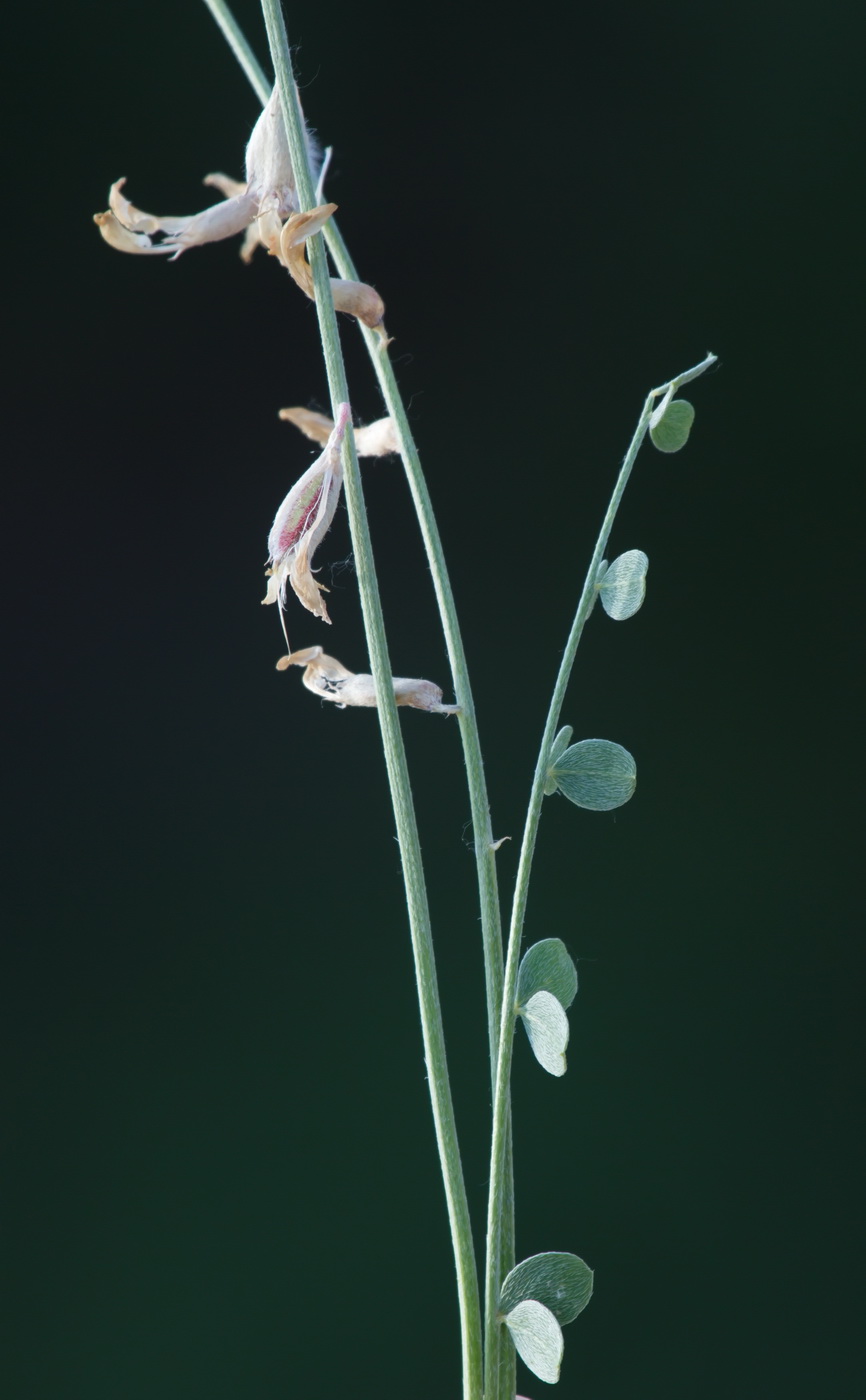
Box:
(324, 220, 507, 1067)
(258, 4, 483, 1397)
(201, 1, 505, 1082)
(324, 163, 518, 1400)
(202, 0, 271, 103)
(205, 4, 517, 1391)
(483, 354, 718, 1389)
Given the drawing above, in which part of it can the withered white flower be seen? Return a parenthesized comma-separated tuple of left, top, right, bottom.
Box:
(263, 403, 351, 623)
(94, 87, 314, 259)
(279, 406, 399, 457)
(94, 88, 385, 328)
(277, 647, 460, 715)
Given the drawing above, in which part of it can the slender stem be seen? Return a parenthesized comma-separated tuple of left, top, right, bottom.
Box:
(201, 0, 506, 1085)
(324, 219, 507, 1067)
(483, 354, 718, 1388)
(205, 4, 513, 1391)
(324, 149, 518, 1400)
(258, 4, 483, 1397)
(202, 0, 271, 103)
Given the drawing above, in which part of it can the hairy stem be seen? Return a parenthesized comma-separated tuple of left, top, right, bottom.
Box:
(258, 3, 484, 1397)
(321, 216, 517, 1398)
(203, 0, 505, 1114)
(483, 354, 717, 1386)
(204, 0, 513, 1388)
(202, 0, 271, 102)
(321, 158, 518, 1400)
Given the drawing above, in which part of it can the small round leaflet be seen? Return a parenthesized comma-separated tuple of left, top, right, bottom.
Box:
(598, 549, 648, 620)
(550, 739, 636, 811)
(520, 990, 570, 1076)
(517, 938, 578, 1010)
(649, 398, 695, 453)
(503, 1300, 563, 1384)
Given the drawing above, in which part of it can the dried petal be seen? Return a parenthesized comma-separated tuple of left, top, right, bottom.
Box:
(280, 407, 399, 457)
(281, 204, 339, 251)
(355, 416, 399, 456)
(278, 203, 337, 291)
(93, 209, 168, 255)
(330, 278, 386, 328)
(202, 172, 245, 200)
(97, 176, 257, 258)
(107, 177, 189, 236)
(278, 408, 335, 445)
(277, 209, 385, 326)
(277, 647, 459, 714)
(95, 86, 321, 262)
(204, 172, 264, 263)
(263, 404, 351, 622)
(158, 190, 259, 257)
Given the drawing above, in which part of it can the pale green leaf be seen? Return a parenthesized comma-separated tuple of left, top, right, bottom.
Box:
(503, 1300, 563, 1385)
(552, 739, 636, 811)
(649, 398, 695, 453)
(599, 549, 648, 620)
(520, 990, 569, 1076)
(500, 1251, 595, 1326)
(517, 938, 578, 1009)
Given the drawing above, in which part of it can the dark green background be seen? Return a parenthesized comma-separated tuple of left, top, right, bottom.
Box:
(5, 1, 863, 1396)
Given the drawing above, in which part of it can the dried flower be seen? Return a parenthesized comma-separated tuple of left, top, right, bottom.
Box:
(279, 407, 399, 457)
(279, 206, 385, 328)
(93, 87, 314, 259)
(93, 88, 385, 328)
(277, 647, 459, 714)
(262, 403, 351, 622)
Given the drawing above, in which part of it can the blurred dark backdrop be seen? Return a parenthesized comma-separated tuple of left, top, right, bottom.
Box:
(3, 2, 863, 1396)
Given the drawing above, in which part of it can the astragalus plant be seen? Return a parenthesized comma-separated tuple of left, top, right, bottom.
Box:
(94, 3, 716, 1396)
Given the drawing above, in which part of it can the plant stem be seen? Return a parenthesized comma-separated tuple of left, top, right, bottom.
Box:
(258, 4, 484, 1397)
(202, 0, 271, 103)
(201, 0, 505, 1083)
(204, 2, 514, 1387)
(483, 354, 717, 1390)
(329, 217, 509, 1049)
(317, 160, 520, 1400)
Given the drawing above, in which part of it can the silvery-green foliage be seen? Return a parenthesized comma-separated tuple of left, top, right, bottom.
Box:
(516, 939, 578, 1075)
(649, 397, 695, 452)
(499, 1252, 594, 1382)
(519, 990, 570, 1075)
(517, 938, 578, 1009)
(597, 549, 649, 619)
(503, 1299, 563, 1383)
(549, 738, 637, 811)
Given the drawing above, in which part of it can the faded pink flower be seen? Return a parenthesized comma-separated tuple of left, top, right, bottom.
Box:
(262, 403, 351, 623)
(93, 89, 385, 328)
(93, 86, 316, 259)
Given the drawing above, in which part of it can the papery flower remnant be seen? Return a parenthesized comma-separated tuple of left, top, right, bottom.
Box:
(277, 648, 460, 715)
(93, 87, 384, 328)
(278, 205, 385, 329)
(279, 406, 399, 458)
(263, 403, 352, 623)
